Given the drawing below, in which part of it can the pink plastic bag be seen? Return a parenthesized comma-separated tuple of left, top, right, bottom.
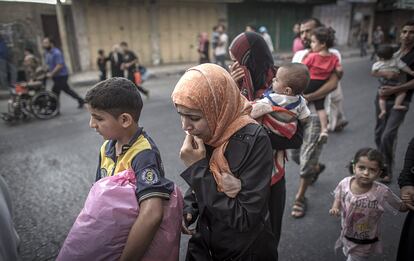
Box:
(57, 169, 183, 261)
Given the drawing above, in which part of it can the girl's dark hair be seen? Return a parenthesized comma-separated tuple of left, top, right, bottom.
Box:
(348, 148, 386, 174)
(312, 26, 336, 48)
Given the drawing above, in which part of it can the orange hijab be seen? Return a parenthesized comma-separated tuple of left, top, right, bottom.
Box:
(172, 63, 256, 186)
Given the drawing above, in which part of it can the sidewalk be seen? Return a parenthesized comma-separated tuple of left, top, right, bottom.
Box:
(0, 46, 362, 100)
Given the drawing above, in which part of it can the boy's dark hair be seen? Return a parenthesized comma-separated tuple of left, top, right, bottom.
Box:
(348, 148, 386, 174)
(85, 77, 143, 122)
(376, 44, 394, 60)
(402, 20, 414, 27)
(312, 26, 336, 48)
(98, 49, 104, 55)
(120, 41, 128, 47)
(301, 18, 323, 28)
(280, 63, 310, 95)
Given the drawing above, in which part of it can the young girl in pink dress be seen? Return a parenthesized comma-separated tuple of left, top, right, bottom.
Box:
(329, 148, 407, 261)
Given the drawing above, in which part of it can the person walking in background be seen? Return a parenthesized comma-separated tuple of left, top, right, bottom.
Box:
(376, 20, 414, 183)
(197, 32, 210, 64)
(329, 148, 407, 261)
(42, 36, 84, 109)
(0, 35, 8, 89)
(292, 23, 304, 54)
(259, 26, 274, 54)
(397, 138, 414, 261)
(359, 29, 369, 57)
(211, 25, 219, 63)
(120, 41, 149, 98)
(302, 26, 343, 143)
(388, 24, 397, 44)
(214, 24, 228, 69)
(372, 44, 414, 119)
(290, 18, 340, 218)
(97, 49, 108, 81)
(372, 26, 385, 60)
(0, 35, 16, 89)
(109, 44, 123, 78)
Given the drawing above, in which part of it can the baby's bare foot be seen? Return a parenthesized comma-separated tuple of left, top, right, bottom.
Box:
(378, 111, 386, 119)
(393, 105, 408, 110)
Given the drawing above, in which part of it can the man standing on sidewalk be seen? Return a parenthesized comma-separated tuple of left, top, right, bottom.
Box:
(290, 18, 340, 218)
(214, 25, 228, 69)
(120, 41, 149, 98)
(43, 37, 84, 108)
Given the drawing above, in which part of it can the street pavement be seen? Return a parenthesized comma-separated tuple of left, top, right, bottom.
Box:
(0, 57, 413, 261)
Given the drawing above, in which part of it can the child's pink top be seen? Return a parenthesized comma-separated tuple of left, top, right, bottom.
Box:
(292, 37, 304, 54)
(333, 176, 402, 257)
(303, 52, 341, 80)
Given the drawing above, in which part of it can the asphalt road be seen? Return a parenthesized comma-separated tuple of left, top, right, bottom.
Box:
(0, 57, 413, 261)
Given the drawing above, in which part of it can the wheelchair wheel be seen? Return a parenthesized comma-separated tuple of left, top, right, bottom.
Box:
(30, 91, 59, 119)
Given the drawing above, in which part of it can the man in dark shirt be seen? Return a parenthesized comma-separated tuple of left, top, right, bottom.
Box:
(397, 137, 414, 261)
(377, 20, 414, 182)
(97, 49, 108, 81)
(43, 37, 84, 108)
(120, 42, 149, 98)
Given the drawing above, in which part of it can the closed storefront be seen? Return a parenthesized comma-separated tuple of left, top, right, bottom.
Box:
(158, 1, 225, 64)
(313, 1, 352, 46)
(72, 0, 225, 70)
(227, 2, 316, 51)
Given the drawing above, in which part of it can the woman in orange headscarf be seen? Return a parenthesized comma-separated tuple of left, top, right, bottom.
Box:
(172, 63, 277, 261)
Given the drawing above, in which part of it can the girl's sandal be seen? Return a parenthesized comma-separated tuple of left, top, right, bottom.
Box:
(291, 198, 307, 218)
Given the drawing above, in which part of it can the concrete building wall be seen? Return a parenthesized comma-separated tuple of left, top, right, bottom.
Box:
(72, 0, 224, 70)
(0, 2, 56, 64)
(313, 1, 352, 46)
(0, 2, 55, 36)
(375, 9, 414, 42)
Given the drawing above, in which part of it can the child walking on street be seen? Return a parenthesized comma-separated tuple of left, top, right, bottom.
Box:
(371, 44, 414, 119)
(58, 77, 182, 261)
(329, 148, 407, 261)
(302, 27, 343, 143)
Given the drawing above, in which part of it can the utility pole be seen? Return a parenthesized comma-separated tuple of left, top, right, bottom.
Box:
(149, 0, 161, 65)
(56, 0, 73, 73)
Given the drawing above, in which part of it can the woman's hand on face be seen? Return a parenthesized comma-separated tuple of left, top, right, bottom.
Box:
(218, 172, 241, 198)
(180, 134, 206, 167)
(229, 61, 245, 83)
